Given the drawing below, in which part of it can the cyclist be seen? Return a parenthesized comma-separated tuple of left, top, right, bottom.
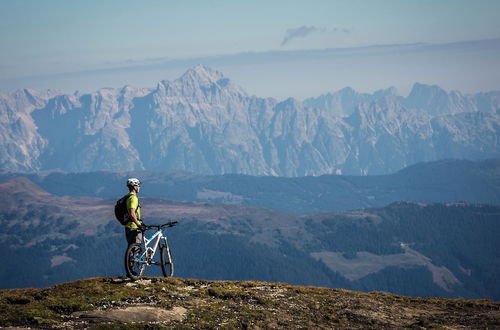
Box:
(124, 178, 145, 246)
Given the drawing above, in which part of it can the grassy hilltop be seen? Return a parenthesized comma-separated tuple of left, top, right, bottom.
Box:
(1, 277, 499, 329)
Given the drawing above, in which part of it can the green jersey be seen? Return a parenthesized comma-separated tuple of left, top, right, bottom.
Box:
(125, 192, 142, 229)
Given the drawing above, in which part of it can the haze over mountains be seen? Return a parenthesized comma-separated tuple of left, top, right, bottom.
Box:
(1, 159, 498, 214)
(1, 65, 499, 176)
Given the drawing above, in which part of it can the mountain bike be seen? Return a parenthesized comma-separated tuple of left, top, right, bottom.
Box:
(125, 221, 178, 280)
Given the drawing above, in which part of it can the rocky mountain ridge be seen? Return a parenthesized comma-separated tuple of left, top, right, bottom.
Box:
(1, 65, 499, 175)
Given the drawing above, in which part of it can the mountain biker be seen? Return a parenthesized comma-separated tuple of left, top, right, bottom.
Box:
(124, 178, 145, 246)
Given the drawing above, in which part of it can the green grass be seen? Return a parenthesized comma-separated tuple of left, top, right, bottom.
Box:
(1, 277, 499, 328)
(0, 277, 153, 326)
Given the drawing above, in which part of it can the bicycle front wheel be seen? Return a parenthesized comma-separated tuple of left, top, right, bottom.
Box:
(160, 244, 174, 277)
(125, 243, 145, 280)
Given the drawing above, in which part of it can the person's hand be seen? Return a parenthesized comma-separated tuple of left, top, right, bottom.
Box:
(139, 223, 148, 231)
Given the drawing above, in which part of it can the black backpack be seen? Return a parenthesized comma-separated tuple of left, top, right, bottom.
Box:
(114, 194, 131, 225)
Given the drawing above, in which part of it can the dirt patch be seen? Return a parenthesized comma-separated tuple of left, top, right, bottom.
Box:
(74, 306, 187, 323)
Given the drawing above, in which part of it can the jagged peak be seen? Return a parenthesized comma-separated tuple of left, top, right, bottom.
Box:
(337, 86, 357, 95)
(408, 82, 447, 98)
(374, 87, 398, 97)
(156, 80, 169, 91)
(276, 97, 302, 110)
(93, 87, 118, 97)
(11, 87, 63, 100)
(155, 65, 247, 97)
(179, 64, 225, 85)
(10, 88, 38, 101)
(313, 87, 357, 98)
(120, 85, 141, 93)
(89, 86, 150, 99)
(119, 85, 152, 97)
(404, 82, 473, 114)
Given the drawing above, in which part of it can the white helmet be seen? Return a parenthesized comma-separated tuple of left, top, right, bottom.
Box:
(126, 178, 141, 187)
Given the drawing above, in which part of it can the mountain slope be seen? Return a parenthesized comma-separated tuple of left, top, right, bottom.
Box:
(2, 158, 498, 214)
(1, 65, 499, 175)
(1, 177, 499, 300)
(1, 277, 499, 328)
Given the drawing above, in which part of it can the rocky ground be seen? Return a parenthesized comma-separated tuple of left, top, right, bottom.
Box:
(1, 277, 499, 329)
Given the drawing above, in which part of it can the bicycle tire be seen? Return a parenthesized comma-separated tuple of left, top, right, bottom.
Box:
(160, 244, 174, 277)
(125, 243, 145, 280)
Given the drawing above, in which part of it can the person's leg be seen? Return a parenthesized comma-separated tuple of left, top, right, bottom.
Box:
(124, 228, 143, 277)
(125, 227, 138, 245)
(135, 230, 143, 244)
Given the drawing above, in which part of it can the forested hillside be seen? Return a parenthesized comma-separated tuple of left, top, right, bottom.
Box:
(1, 177, 499, 300)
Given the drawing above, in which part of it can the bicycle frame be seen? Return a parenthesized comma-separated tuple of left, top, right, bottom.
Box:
(138, 228, 169, 265)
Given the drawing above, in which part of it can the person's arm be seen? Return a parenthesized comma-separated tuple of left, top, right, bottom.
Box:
(129, 208, 142, 227)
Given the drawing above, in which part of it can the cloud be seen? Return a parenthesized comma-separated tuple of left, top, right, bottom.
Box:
(281, 26, 320, 46)
(281, 25, 352, 46)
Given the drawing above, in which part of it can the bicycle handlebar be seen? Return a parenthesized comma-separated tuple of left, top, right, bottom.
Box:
(143, 221, 178, 231)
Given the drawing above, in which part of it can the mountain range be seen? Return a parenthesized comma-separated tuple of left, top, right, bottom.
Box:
(1, 176, 499, 301)
(1, 65, 499, 176)
(1, 64, 499, 302)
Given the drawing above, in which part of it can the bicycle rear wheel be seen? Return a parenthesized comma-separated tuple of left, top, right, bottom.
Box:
(160, 244, 174, 277)
(125, 243, 145, 280)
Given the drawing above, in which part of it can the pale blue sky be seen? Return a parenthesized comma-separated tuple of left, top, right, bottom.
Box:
(1, 0, 500, 99)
